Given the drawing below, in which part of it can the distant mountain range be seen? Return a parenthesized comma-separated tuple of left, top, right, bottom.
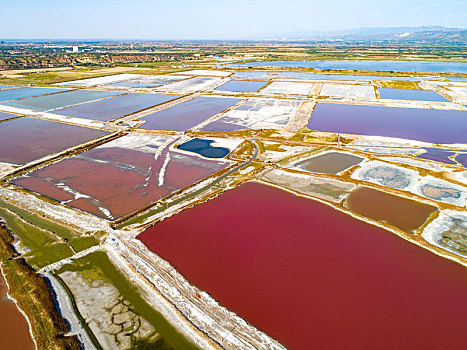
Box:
(256, 26, 467, 43)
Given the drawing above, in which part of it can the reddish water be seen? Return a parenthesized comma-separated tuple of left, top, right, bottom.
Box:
(0, 271, 34, 350)
(0, 117, 107, 165)
(13, 146, 229, 220)
(139, 182, 467, 350)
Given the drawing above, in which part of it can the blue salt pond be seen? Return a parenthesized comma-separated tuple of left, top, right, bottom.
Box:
(379, 88, 450, 102)
(0, 87, 68, 102)
(178, 138, 230, 158)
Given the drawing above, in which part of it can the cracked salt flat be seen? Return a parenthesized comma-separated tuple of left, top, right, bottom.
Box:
(260, 82, 315, 95)
(155, 77, 223, 92)
(56, 74, 137, 87)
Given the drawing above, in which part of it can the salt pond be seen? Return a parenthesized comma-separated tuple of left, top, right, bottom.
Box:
(307, 103, 467, 144)
(139, 182, 467, 350)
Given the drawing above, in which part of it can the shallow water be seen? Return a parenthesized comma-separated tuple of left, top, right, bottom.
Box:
(417, 148, 457, 164)
(13, 142, 230, 219)
(0, 112, 19, 122)
(345, 186, 437, 233)
(379, 88, 450, 102)
(238, 60, 467, 73)
(0, 87, 68, 102)
(232, 70, 420, 81)
(0, 271, 34, 350)
(138, 182, 467, 350)
(3, 90, 121, 111)
(178, 138, 230, 158)
(139, 96, 241, 131)
(307, 103, 467, 144)
(292, 151, 363, 174)
(54, 93, 180, 121)
(214, 80, 266, 92)
(0, 117, 107, 164)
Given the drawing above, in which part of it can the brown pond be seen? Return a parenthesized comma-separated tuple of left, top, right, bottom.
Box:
(345, 186, 437, 233)
(0, 270, 34, 350)
(138, 182, 467, 350)
(293, 151, 364, 174)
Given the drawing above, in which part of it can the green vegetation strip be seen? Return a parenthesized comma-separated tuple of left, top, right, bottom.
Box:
(0, 224, 81, 350)
(55, 251, 199, 350)
(0, 198, 99, 268)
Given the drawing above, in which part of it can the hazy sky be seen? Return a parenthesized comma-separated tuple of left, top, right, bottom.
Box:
(1, 0, 465, 39)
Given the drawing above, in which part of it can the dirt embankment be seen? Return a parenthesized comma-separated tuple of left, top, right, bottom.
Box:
(0, 223, 81, 350)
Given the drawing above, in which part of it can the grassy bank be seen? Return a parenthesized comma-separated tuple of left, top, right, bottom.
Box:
(0, 223, 81, 350)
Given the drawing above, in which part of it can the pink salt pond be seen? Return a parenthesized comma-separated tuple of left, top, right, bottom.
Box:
(138, 182, 467, 350)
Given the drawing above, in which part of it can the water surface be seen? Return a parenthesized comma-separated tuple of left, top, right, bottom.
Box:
(292, 151, 363, 174)
(239, 60, 467, 73)
(0, 270, 34, 350)
(0, 117, 107, 164)
(307, 103, 467, 144)
(54, 93, 180, 121)
(0, 87, 68, 102)
(379, 88, 450, 102)
(3, 90, 121, 111)
(214, 80, 266, 92)
(0, 112, 19, 122)
(345, 186, 437, 233)
(139, 96, 241, 131)
(138, 182, 467, 350)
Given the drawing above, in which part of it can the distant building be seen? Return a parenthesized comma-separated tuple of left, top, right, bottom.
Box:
(72, 46, 79, 53)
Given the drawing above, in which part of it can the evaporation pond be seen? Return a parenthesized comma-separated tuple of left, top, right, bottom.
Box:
(214, 80, 266, 92)
(138, 182, 467, 350)
(379, 88, 450, 102)
(0, 117, 107, 164)
(291, 151, 363, 174)
(308, 103, 467, 144)
(417, 148, 457, 165)
(0, 271, 34, 350)
(0, 87, 68, 102)
(53, 93, 180, 121)
(178, 138, 230, 158)
(139, 96, 242, 131)
(345, 186, 437, 233)
(0, 112, 19, 122)
(2, 89, 122, 111)
(12, 135, 231, 220)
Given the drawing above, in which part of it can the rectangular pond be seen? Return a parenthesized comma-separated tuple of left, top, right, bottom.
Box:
(0, 87, 68, 102)
(289, 151, 363, 174)
(108, 75, 186, 88)
(53, 93, 180, 121)
(307, 103, 467, 144)
(138, 182, 467, 350)
(0, 117, 108, 165)
(12, 135, 231, 220)
(379, 88, 450, 102)
(214, 80, 266, 92)
(2, 90, 122, 111)
(232, 70, 420, 81)
(345, 186, 437, 233)
(139, 96, 242, 131)
(237, 60, 467, 73)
